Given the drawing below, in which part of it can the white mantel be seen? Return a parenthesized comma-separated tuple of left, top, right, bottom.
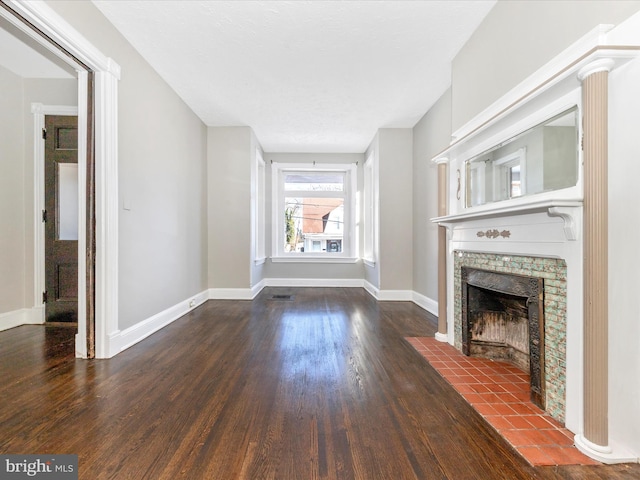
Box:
(434, 198, 582, 242)
(438, 199, 584, 437)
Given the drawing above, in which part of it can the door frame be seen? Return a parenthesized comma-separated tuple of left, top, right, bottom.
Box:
(1, 0, 120, 358)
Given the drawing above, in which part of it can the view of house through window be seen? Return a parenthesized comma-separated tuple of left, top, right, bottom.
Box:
(272, 163, 356, 260)
(285, 196, 344, 253)
(284, 173, 344, 253)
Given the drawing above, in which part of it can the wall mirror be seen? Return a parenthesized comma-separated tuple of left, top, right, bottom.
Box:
(465, 106, 579, 207)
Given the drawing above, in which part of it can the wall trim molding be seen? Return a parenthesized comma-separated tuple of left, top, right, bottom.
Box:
(264, 278, 364, 288)
(107, 290, 208, 357)
(209, 288, 257, 300)
(574, 434, 638, 464)
(363, 280, 379, 299)
(412, 291, 438, 317)
(211, 280, 436, 311)
(0, 307, 45, 332)
(376, 289, 413, 301)
(251, 280, 266, 298)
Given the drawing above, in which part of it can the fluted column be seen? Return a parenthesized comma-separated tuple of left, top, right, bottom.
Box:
(435, 161, 448, 342)
(577, 59, 613, 453)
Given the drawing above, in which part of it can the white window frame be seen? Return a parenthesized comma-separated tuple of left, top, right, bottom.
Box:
(466, 159, 487, 207)
(493, 148, 526, 200)
(271, 162, 357, 263)
(253, 149, 266, 265)
(363, 151, 378, 266)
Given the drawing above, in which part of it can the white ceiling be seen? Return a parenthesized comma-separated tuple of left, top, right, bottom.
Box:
(92, 0, 495, 152)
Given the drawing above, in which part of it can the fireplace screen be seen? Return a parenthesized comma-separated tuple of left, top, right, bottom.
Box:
(461, 267, 545, 409)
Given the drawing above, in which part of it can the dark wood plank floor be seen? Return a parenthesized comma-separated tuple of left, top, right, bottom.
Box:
(1, 287, 639, 479)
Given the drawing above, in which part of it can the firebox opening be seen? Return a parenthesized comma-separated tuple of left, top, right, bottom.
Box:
(468, 286, 530, 372)
(461, 267, 545, 410)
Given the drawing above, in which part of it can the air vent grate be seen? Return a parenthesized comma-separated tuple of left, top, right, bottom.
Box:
(270, 294, 294, 301)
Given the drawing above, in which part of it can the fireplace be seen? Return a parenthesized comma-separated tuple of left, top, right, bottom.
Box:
(453, 252, 567, 422)
(461, 267, 545, 409)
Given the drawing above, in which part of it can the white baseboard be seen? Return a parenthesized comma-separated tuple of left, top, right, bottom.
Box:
(0, 306, 45, 331)
(363, 281, 414, 302)
(412, 292, 438, 317)
(574, 434, 639, 464)
(107, 290, 209, 357)
(251, 280, 265, 298)
(209, 288, 256, 300)
(0, 309, 28, 331)
(435, 332, 449, 343)
(264, 278, 364, 288)
(376, 289, 413, 301)
(363, 280, 379, 298)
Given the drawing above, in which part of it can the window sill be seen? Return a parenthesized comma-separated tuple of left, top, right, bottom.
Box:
(271, 256, 359, 264)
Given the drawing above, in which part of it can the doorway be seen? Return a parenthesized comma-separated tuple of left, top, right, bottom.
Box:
(44, 114, 79, 323)
(1, 1, 120, 358)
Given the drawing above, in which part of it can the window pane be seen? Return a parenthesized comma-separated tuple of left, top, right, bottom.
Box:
(509, 165, 522, 198)
(58, 163, 78, 241)
(284, 173, 343, 192)
(284, 196, 344, 253)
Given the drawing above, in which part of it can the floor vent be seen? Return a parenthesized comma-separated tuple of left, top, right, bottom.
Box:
(270, 294, 294, 301)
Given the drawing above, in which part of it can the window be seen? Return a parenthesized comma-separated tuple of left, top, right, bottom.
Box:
(363, 151, 378, 266)
(494, 148, 526, 200)
(271, 162, 357, 262)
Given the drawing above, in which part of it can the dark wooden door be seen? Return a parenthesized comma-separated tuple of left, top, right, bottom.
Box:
(44, 115, 78, 323)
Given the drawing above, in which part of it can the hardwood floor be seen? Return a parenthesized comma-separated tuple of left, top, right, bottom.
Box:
(1, 287, 639, 479)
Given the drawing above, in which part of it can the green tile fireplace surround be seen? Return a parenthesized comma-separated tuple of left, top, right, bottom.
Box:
(453, 251, 567, 423)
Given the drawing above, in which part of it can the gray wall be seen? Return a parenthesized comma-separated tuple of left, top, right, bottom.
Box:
(378, 129, 413, 291)
(412, 89, 452, 301)
(452, 0, 640, 131)
(47, 1, 208, 331)
(208, 127, 253, 289)
(0, 65, 25, 315)
(263, 152, 364, 281)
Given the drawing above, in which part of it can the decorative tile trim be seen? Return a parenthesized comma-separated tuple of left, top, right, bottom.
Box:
(453, 251, 567, 423)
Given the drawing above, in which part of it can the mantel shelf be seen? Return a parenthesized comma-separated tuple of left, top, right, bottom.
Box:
(432, 198, 582, 225)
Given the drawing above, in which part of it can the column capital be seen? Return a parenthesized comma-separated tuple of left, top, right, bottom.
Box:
(578, 58, 615, 82)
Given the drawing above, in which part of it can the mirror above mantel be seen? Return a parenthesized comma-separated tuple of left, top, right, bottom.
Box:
(465, 107, 579, 208)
